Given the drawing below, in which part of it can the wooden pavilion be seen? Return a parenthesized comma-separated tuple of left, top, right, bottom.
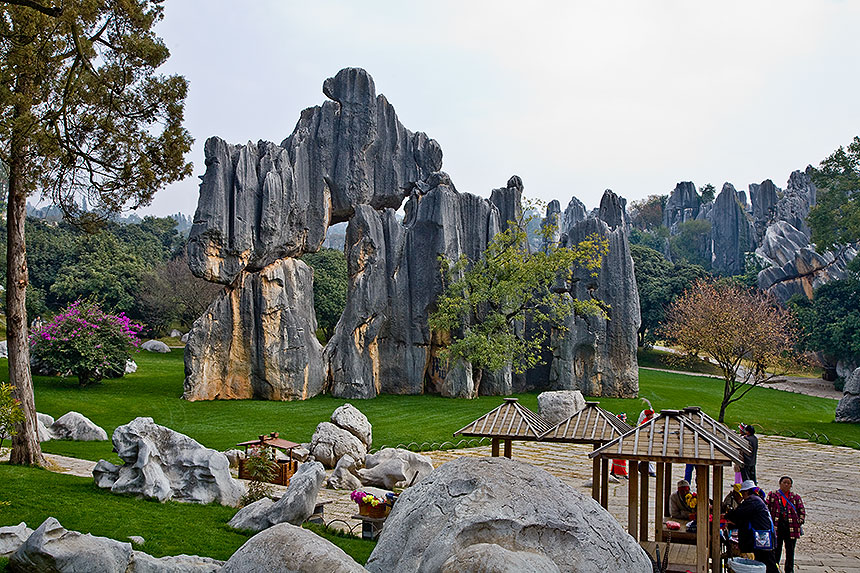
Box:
(235, 432, 300, 486)
(539, 401, 632, 508)
(454, 397, 552, 457)
(589, 409, 745, 573)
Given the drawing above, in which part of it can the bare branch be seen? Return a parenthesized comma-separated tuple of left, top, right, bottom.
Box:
(2, 0, 62, 18)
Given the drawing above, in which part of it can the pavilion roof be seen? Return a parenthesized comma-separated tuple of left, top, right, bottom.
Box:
(540, 401, 632, 444)
(454, 398, 553, 440)
(236, 433, 300, 451)
(680, 406, 752, 454)
(588, 409, 745, 466)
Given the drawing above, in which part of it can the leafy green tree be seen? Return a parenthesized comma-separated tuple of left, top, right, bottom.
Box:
(1, 0, 192, 465)
(808, 136, 860, 251)
(30, 300, 142, 387)
(631, 244, 709, 346)
(669, 219, 712, 269)
(629, 225, 670, 253)
(429, 220, 608, 375)
(790, 277, 860, 369)
(699, 183, 716, 204)
(301, 248, 348, 342)
(663, 280, 799, 422)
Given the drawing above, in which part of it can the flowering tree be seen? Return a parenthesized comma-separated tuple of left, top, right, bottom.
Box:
(0, 383, 25, 450)
(31, 300, 142, 387)
(663, 280, 799, 422)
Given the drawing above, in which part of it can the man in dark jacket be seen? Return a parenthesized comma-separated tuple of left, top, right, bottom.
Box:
(741, 425, 758, 483)
(725, 480, 778, 573)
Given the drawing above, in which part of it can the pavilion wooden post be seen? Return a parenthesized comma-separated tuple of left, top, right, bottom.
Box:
(627, 460, 639, 541)
(591, 445, 600, 503)
(695, 464, 709, 573)
(600, 458, 609, 509)
(711, 465, 723, 573)
(639, 462, 649, 541)
(503, 439, 512, 458)
(491, 438, 500, 457)
(664, 462, 673, 517)
(655, 462, 665, 541)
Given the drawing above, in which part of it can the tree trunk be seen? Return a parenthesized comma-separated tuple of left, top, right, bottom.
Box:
(6, 57, 44, 466)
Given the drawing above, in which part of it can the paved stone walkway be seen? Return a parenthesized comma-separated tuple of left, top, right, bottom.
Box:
(5, 435, 858, 572)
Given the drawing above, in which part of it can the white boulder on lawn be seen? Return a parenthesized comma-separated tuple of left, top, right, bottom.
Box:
(92, 417, 244, 506)
(537, 390, 586, 426)
(50, 411, 107, 441)
(330, 403, 372, 448)
(0, 522, 33, 558)
(141, 340, 170, 353)
(309, 422, 366, 468)
(358, 448, 433, 489)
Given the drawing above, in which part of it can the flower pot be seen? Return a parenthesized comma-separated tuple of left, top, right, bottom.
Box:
(357, 501, 389, 519)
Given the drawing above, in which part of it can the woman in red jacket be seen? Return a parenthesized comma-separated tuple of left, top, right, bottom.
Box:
(766, 475, 806, 573)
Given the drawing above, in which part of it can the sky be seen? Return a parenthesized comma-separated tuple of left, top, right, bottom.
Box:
(139, 0, 860, 218)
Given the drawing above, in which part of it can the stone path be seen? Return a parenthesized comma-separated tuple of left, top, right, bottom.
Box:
(5, 435, 858, 572)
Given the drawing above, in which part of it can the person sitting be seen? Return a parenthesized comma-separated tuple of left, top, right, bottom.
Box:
(722, 482, 742, 513)
(668, 479, 695, 520)
(725, 480, 779, 573)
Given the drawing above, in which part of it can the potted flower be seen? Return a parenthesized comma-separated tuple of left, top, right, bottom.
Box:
(351, 490, 393, 519)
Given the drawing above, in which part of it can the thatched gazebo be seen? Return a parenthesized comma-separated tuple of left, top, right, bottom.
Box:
(454, 397, 552, 458)
(589, 409, 745, 573)
(540, 401, 632, 508)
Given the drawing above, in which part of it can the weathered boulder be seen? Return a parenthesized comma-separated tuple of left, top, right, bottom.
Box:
(0, 522, 33, 558)
(358, 448, 434, 489)
(94, 417, 244, 506)
(550, 190, 640, 397)
(141, 340, 170, 353)
(326, 453, 363, 490)
(323, 178, 501, 399)
(775, 167, 816, 238)
(835, 368, 860, 423)
(537, 390, 586, 425)
(331, 403, 372, 448)
(709, 183, 757, 276)
(36, 413, 54, 442)
(124, 359, 137, 374)
(187, 67, 441, 286)
(758, 244, 857, 304)
(663, 181, 700, 231)
(440, 543, 561, 573)
(183, 258, 324, 401)
(749, 179, 779, 239)
(228, 461, 326, 532)
(756, 220, 810, 267)
(50, 412, 107, 441)
(309, 422, 366, 468)
(10, 517, 133, 573)
(0, 340, 6, 358)
(129, 552, 223, 572)
(221, 522, 366, 573)
(223, 449, 244, 468)
(169, 329, 183, 338)
(365, 457, 650, 572)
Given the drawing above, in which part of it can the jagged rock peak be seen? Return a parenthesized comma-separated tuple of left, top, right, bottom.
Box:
(598, 189, 626, 230)
(541, 200, 562, 252)
(490, 176, 524, 232)
(663, 181, 700, 229)
(322, 67, 375, 104)
(561, 196, 587, 236)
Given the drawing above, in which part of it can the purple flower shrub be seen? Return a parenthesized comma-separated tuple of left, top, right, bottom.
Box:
(30, 300, 142, 387)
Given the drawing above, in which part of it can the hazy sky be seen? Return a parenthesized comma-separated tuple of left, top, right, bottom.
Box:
(140, 0, 860, 218)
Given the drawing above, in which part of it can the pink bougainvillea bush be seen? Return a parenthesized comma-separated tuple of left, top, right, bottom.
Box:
(30, 300, 142, 387)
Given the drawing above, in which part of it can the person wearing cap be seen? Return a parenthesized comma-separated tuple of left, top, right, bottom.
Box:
(741, 424, 758, 483)
(725, 480, 779, 572)
(668, 479, 695, 520)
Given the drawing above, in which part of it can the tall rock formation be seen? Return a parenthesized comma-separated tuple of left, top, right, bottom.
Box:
(549, 190, 640, 397)
(323, 175, 502, 399)
(749, 179, 779, 240)
(775, 168, 816, 238)
(709, 183, 757, 276)
(663, 181, 700, 231)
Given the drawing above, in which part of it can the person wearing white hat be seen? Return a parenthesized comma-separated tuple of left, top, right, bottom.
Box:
(725, 480, 779, 572)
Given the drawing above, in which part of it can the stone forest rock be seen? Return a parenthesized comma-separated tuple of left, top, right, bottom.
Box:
(775, 167, 817, 238)
(186, 68, 642, 401)
(326, 454, 363, 490)
(49, 412, 107, 441)
(0, 523, 33, 558)
(93, 417, 245, 506)
(184, 258, 324, 401)
(709, 183, 757, 276)
(749, 179, 779, 239)
(364, 457, 650, 573)
(221, 523, 367, 573)
(537, 390, 586, 425)
(309, 422, 367, 468)
(663, 181, 700, 231)
(549, 190, 640, 397)
(330, 403, 372, 448)
(835, 368, 860, 423)
(358, 448, 434, 489)
(228, 461, 326, 532)
(757, 241, 857, 304)
(440, 543, 561, 573)
(186, 67, 441, 285)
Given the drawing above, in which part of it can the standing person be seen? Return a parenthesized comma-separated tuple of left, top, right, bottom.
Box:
(610, 412, 628, 479)
(725, 480, 779, 573)
(767, 476, 805, 573)
(741, 425, 758, 483)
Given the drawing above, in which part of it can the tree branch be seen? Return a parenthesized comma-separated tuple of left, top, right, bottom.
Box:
(2, 0, 62, 17)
